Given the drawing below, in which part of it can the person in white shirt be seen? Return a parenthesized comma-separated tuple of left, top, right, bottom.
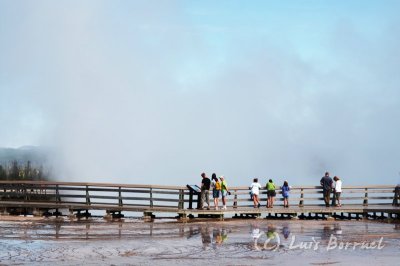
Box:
(333, 176, 342, 207)
(250, 178, 262, 208)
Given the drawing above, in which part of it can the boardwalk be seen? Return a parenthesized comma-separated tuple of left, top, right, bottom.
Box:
(0, 181, 399, 221)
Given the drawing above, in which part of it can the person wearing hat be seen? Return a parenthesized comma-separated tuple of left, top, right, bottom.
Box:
(219, 176, 230, 210)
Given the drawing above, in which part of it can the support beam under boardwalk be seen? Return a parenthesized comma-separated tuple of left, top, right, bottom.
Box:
(143, 211, 155, 222)
(104, 210, 124, 219)
(69, 209, 91, 219)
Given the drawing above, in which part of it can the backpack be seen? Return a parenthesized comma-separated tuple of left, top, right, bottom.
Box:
(215, 181, 221, 191)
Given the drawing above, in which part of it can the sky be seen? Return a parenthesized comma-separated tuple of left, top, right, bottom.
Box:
(0, 0, 399, 185)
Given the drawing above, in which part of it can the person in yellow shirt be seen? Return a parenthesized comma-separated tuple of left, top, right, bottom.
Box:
(220, 176, 230, 210)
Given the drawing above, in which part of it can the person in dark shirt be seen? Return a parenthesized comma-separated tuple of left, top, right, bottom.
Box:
(320, 172, 333, 207)
(201, 172, 211, 209)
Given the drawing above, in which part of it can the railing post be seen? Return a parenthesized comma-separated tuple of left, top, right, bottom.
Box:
(23, 184, 28, 201)
(233, 190, 238, 209)
(363, 188, 368, 206)
(178, 189, 184, 210)
(392, 186, 399, 206)
(55, 184, 61, 203)
(0, 183, 3, 200)
(149, 188, 153, 208)
(188, 189, 193, 209)
(86, 185, 91, 205)
(118, 187, 123, 207)
(299, 188, 304, 207)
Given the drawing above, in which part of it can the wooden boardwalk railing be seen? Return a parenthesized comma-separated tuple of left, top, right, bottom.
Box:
(230, 185, 398, 207)
(0, 181, 399, 220)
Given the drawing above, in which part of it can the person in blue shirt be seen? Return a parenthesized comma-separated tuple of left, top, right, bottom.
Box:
(281, 181, 290, 208)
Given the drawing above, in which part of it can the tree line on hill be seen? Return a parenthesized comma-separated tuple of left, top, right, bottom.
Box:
(0, 160, 51, 181)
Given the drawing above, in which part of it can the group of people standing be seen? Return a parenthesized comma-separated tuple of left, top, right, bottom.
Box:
(200, 173, 230, 210)
(200, 173, 290, 210)
(249, 179, 290, 209)
(200, 171, 343, 210)
(320, 172, 342, 207)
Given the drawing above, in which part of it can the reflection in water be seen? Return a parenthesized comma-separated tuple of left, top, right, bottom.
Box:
(282, 224, 290, 239)
(334, 223, 342, 235)
(200, 226, 211, 249)
(213, 227, 228, 247)
(321, 225, 333, 240)
(55, 223, 61, 239)
(315, 223, 343, 243)
(1, 219, 399, 247)
(0, 219, 399, 265)
(250, 223, 263, 250)
(249, 223, 290, 251)
(188, 224, 229, 249)
(266, 224, 276, 240)
(1, 219, 397, 246)
(187, 226, 200, 239)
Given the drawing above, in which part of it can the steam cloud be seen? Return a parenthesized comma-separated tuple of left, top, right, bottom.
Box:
(1, 1, 399, 185)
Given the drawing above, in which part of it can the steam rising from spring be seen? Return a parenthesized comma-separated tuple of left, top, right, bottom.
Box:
(1, 1, 399, 185)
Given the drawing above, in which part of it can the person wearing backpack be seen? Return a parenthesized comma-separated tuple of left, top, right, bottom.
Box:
(250, 178, 262, 208)
(266, 179, 276, 208)
(211, 173, 221, 210)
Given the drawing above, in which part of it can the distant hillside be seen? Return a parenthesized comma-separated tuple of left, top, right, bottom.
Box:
(0, 146, 51, 181)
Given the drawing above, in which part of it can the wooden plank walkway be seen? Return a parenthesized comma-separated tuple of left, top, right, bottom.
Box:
(0, 181, 399, 221)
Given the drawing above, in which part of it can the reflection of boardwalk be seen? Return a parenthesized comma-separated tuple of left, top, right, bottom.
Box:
(0, 219, 233, 242)
(0, 181, 399, 221)
(1, 220, 400, 265)
(180, 205, 400, 220)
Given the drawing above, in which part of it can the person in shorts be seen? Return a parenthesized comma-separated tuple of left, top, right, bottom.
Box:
(250, 178, 262, 208)
(281, 180, 290, 208)
(266, 179, 276, 208)
(211, 173, 221, 210)
(220, 176, 230, 210)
